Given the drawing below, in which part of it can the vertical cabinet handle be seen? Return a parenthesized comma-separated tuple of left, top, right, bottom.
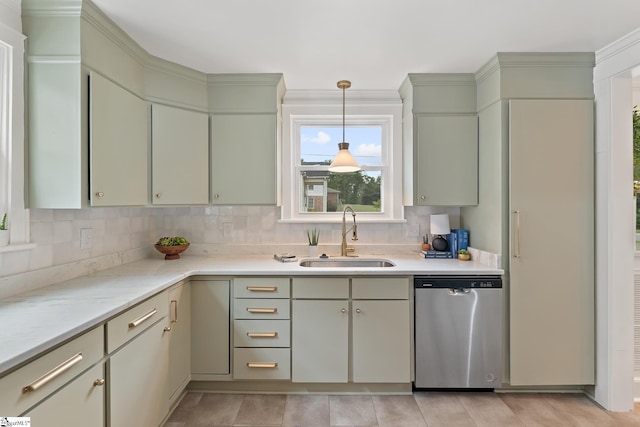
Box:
(513, 210, 521, 258)
(165, 299, 178, 332)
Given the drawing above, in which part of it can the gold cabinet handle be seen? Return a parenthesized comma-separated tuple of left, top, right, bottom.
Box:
(128, 308, 157, 328)
(155, 193, 162, 199)
(246, 308, 277, 314)
(420, 195, 426, 201)
(247, 362, 278, 368)
(23, 352, 83, 393)
(513, 210, 521, 258)
(214, 193, 220, 199)
(93, 378, 105, 387)
(170, 300, 178, 324)
(95, 192, 104, 198)
(355, 308, 362, 314)
(341, 308, 347, 313)
(246, 332, 278, 338)
(246, 286, 278, 292)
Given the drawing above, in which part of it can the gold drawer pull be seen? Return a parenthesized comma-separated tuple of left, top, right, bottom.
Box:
(247, 362, 278, 368)
(247, 286, 278, 292)
(128, 308, 157, 328)
(246, 308, 277, 314)
(93, 378, 105, 387)
(247, 332, 278, 338)
(23, 352, 83, 393)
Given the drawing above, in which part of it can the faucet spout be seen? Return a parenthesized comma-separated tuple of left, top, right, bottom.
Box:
(341, 205, 358, 256)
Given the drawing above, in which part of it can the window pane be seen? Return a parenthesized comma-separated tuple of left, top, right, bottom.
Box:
(300, 170, 382, 213)
(301, 126, 382, 167)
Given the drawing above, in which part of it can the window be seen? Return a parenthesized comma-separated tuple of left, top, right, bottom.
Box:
(0, 16, 29, 247)
(281, 91, 404, 222)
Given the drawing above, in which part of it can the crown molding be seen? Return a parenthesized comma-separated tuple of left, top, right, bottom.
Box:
(496, 52, 595, 68)
(284, 89, 401, 106)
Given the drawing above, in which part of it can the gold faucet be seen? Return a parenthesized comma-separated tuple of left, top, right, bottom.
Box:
(341, 205, 358, 256)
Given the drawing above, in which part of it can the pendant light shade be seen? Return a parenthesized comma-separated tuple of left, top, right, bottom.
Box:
(329, 80, 361, 173)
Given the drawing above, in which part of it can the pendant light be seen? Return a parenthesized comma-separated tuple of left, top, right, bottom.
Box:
(328, 80, 361, 173)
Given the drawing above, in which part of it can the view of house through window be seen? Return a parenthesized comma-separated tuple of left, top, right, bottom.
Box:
(299, 125, 382, 213)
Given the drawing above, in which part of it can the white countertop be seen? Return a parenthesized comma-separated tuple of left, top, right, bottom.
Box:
(0, 254, 502, 376)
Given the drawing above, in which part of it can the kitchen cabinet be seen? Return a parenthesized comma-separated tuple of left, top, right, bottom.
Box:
(191, 279, 230, 379)
(107, 292, 169, 427)
(399, 74, 478, 207)
(152, 104, 209, 205)
(0, 326, 104, 419)
(210, 114, 277, 205)
(89, 72, 149, 206)
(414, 115, 478, 206)
(232, 277, 291, 380)
(291, 277, 411, 383)
(167, 281, 191, 407)
(24, 363, 105, 427)
(508, 99, 594, 386)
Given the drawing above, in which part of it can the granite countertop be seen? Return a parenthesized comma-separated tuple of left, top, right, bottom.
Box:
(0, 253, 502, 376)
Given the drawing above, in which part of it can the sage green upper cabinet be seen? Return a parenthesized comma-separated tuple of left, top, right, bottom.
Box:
(90, 73, 149, 206)
(152, 104, 209, 205)
(399, 74, 478, 206)
(208, 74, 285, 205)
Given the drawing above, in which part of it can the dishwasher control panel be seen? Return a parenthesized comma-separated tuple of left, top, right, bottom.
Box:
(414, 275, 502, 289)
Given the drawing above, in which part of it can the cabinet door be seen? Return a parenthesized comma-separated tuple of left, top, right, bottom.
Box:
(167, 283, 191, 405)
(509, 99, 594, 385)
(292, 300, 349, 383)
(152, 104, 209, 205)
(90, 73, 149, 206)
(415, 115, 478, 206)
(191, 280, 230, 377)
(352, 300, 411, 383)
(25, 363, 104, 427)
(109, 320, 169, 427)
(211, 114, 276, 205)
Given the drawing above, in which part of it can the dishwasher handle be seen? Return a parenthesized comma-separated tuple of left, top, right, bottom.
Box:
(448, 288, 471, 295)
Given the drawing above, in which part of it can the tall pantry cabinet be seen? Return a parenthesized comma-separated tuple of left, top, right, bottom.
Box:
(461, 53, 596, 386)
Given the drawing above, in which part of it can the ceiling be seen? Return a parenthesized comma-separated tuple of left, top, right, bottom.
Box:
(91, 0, 640, 91)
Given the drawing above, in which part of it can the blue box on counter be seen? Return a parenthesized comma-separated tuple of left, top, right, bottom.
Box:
(421, 250, 453, 259)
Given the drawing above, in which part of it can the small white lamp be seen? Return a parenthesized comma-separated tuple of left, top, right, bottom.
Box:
(430, 214, 451, 252)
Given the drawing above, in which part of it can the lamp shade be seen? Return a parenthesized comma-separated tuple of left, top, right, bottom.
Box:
(430, 214, 451, 235)
(328, 142, 361, 173)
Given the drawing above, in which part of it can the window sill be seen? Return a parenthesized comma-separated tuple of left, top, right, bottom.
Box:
(278, 218, 407, 224)
(0, 243, 36, 253)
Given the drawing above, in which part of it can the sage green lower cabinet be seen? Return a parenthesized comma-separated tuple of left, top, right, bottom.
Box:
(291, 277, 410, 384)
(210, 114, 277, 205)
(167, 281, 191, 408)
(191, 279, 230, 378)
(24, 363, 105, 427)
(107, 292, 169, 427)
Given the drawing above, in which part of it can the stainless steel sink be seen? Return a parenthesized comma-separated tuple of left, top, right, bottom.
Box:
(299, 258, 396, 268)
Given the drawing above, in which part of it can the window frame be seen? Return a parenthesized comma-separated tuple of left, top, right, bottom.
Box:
(0, 16, 30, 249)
(280, 90, 404, 223)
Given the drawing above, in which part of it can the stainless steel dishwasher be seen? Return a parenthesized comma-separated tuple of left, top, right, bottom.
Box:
(414, 275, 503, 389)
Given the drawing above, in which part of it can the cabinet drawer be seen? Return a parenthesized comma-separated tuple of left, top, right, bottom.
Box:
(352, 277, 410, 300)
(233, 299, 290, 320)
(292, 278, 349, 299)
(234, 320, 290, 348)
(106, 292, 168, 353)
(0, 326, 104, 416)
(233, 348, 290, 380)
(234, 278, 290, 298)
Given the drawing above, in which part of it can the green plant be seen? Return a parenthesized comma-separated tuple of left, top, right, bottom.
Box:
(156, 236, 189, 246)
(458, 249, 469, 255)
(306, 229, 319, 246)
(0, 213, 7, 231)
(422, 234, 429, 244)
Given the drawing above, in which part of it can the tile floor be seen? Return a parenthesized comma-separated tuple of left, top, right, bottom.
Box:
(164, 391, 640, 427)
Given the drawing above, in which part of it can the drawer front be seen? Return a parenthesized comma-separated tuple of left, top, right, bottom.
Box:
(106, 292, 168, 353)
(0, 326, 104, 416)
(233, 348, 290, 380)
(292, 277, 349, 299)
(352, 277, 410, 300)
(234, 277, 290, 298)
(234, 320, 290, 348)
(233, 299, 290, 320)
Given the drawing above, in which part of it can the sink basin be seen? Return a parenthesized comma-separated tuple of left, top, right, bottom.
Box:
(299, 258, 396, 268)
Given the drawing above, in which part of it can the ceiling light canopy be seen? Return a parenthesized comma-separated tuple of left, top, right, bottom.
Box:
(328, 80, 361, 173)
